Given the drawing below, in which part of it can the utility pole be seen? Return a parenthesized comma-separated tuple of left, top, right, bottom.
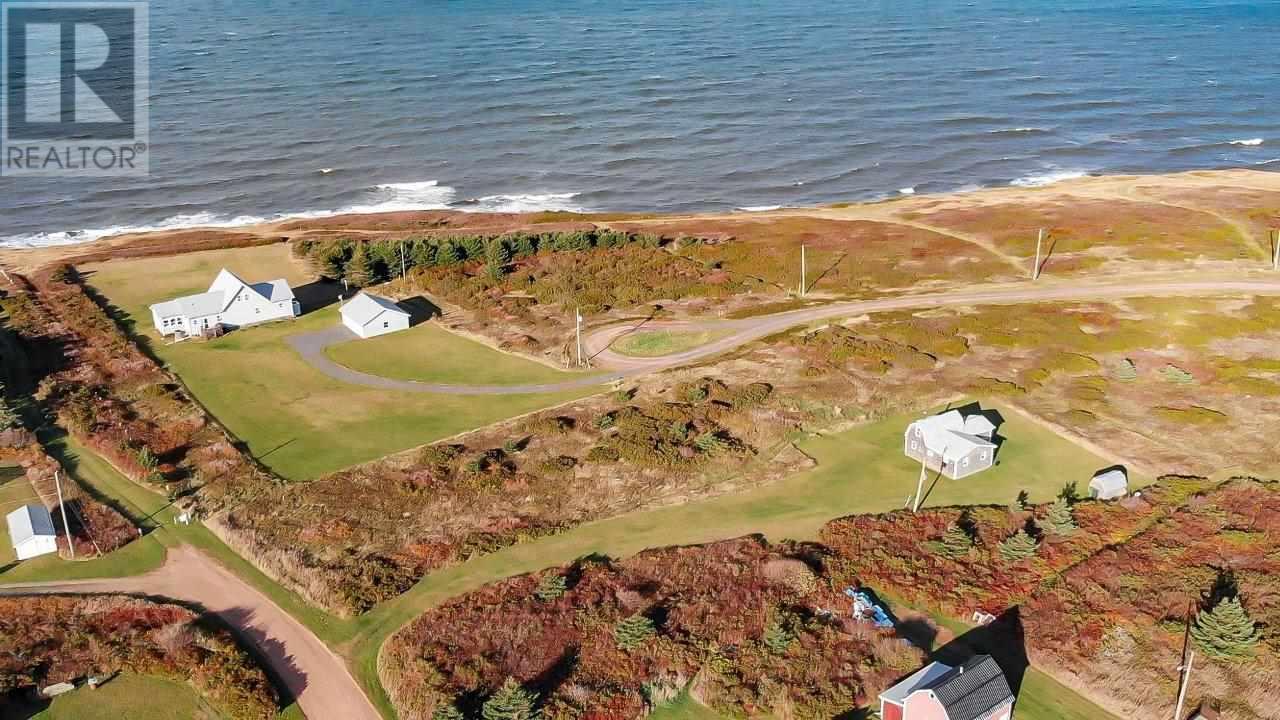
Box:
(575, 307, 584, 368)
(1173, 599, 1195, 720)
(800, 244, 807, 297)
(54, 471, 74, 560)
(400, 240, 407, 283)
(1272, 229, 1279, 271)
(1033, 228, 1045, 280)
(913, 451, 927, 512)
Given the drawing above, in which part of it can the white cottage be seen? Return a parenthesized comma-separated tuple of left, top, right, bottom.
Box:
(150, 268, 300, 338)
(340, 292, 411, 339)
(904, 408, 998, 480)
(6, 504, 57, 560)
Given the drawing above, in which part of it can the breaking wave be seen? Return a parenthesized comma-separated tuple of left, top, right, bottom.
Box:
(1009, 169, 1090, 187)
(0, 181, 588, 248)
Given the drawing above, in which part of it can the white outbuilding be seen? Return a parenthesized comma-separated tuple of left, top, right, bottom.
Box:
(6, 504, 58, 560)
(1089, 468, 1129, 500)
(340, 292, 412, 339)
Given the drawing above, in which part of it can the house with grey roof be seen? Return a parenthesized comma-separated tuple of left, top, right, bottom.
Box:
(905, 407, 998, 480)
(879, 655, 1015, 720)
(150, 268, 299, 338)
(6, 504, 58, 560)
(340, 292, 411, 339)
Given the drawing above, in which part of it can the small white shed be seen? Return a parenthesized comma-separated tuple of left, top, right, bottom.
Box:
(6, 504, 58, 560)
(1089, 468, 1129, 500)
(340, 292, 411, 339)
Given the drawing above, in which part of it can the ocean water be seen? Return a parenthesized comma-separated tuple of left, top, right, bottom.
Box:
(2, 0, 1277, 248)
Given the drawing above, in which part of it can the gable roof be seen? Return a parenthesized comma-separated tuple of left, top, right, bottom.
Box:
(907, 409, 997, 462)
(880, 661, 955, 705)
(341, 292, 409, 326)
(252, 279, 296, 303)
(150, 291, 226, 320)
(921, 655, 1014, 720)
(149, 268, 295, 319)
(7, 504, 56, 546)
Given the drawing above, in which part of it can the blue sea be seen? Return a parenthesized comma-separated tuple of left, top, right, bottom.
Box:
(2, 0, 1278, 248)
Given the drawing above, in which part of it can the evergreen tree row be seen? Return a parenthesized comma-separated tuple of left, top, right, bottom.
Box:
(292, 230, 664, 288)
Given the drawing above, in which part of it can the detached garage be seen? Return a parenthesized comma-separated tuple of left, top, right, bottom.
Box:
(340, 292, 412, 339)
(7, 504, 58, 560)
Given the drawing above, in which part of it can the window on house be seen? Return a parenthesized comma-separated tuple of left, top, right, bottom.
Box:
(383, 321, 389, 328)
(962, 457, 970, 468)
(910, 441, 918, 451)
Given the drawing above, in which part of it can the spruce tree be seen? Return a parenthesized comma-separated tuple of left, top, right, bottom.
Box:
(614, 613, 656, 650)
(1043, 497, 1077, 535)
(481, 678, 539, 720)
(1190, 597, 1261, 660)
(319, 243, 348, 280)
(998, 529, 1039, 562)
(344, 243, 374, 288)
(533, 572, 566, 602)
(436, 241, 462, 266)
(939, 521, 975, 559)
(411, 239, 436, 268)
(1009, 490, 1030, 514)
(763, 620, 794, 655)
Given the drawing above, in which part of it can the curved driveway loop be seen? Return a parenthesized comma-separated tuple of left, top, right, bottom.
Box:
(292, 280, 1280, 395)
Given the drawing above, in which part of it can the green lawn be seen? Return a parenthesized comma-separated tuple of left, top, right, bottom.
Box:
(648, 691, 727, 720)
(324, 322, 589, 385)
(610, 328, 731, 357)
(345, 402, 1124, 720)
(81, 245, 599, 480)
(12, 670, 307, 720)
(21, 673, 224, 720)
(1, 404, 1121, 720)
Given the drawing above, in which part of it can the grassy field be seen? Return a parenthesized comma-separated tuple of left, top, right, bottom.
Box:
(20, 673, 225, 720)
(81, 245, 599, 479)
(0, 404, 1120, 720)
(609, 328, 730, 357)
(345, 401, 1122, 719)
(324, 322, 588, 385)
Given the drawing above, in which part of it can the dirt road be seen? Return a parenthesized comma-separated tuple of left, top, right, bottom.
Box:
(0, 545, 380, 720)
(291, 278, 1280, 395)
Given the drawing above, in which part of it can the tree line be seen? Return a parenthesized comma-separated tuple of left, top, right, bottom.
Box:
(291, 229, 664, 288)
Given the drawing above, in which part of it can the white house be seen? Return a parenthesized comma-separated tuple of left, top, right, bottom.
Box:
(150, 268, 300, 338)
(340, 292, 411, 339)
(6, 504, 57, 560)
(904, 408, 998, 480)
(1089, 468, 1129, 500)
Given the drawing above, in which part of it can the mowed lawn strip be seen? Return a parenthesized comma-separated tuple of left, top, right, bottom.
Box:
(81, 245, 599, 480)
(26, 673, 226, 720)
(609, 328, 731, 358)
(324, 322, 590, 385)
(348, 402, 1121, 719)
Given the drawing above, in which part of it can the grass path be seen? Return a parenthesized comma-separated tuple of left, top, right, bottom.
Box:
(324, 322, 590, 385)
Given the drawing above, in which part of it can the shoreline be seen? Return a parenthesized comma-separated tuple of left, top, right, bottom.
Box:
(2, 167, 1277, 273)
